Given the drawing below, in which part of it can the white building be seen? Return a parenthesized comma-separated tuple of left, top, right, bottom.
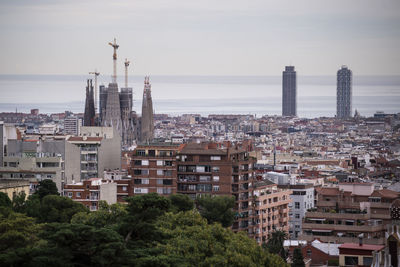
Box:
(64, 116, 82, 136)
(279, 183, 315, 239)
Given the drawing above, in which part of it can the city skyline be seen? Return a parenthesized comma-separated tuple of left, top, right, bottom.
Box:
(0, 0, 399, 76)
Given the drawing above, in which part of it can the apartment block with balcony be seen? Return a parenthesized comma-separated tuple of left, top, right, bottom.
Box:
(176, 142, 257, 236)
(130, 143, 179, 196)
(252, 180, 292, 244)
(278, 183, 314, 239)
(301, 183, 399, 245)
(63, 178, 117, 211)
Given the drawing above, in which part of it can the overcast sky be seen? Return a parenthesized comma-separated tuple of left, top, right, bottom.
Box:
(0, 0, 399, 76)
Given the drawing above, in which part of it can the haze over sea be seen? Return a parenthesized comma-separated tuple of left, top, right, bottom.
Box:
(0, 75, 399, 118)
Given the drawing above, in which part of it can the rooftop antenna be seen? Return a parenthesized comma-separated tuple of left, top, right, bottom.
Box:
(89, 70, 100, 113)
(108, 38, 119, 84)
(124, 58, 130, 88)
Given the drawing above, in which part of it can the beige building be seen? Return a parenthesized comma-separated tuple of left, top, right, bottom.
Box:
(0, 179, 30, 200)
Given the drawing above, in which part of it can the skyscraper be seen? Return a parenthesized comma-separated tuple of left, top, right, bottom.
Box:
(140, 76, 154, 143)
(282, 66, 297, 117)
(83, 79, 95, 126)
(336, 65, 352, 119)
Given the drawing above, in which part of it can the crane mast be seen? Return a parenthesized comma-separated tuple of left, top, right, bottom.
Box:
(108, 38, 119, 84)
(124, 58, 130, 88)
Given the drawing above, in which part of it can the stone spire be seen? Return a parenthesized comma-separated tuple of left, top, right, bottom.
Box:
(84, 79, 95, 126)
(140, 76, 154, 143)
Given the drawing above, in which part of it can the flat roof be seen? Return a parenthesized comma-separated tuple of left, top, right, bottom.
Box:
(339, 243, 385, 251)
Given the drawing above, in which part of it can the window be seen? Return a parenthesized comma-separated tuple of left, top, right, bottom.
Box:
(213, 185, 220, 191)
(157, 188, 163, 194)
(142, 160, 149, 166)
(306, 249, 311, 258)
(165, 161, 173, 166)
(213, 176, 220, 182)
(157, 170, 164, 176)
(165, 170, 173, 176)
(157, 179, 163, 185)
(157, 160, 163, 166)
(363, 257, 373, 266)
(134, 160, 142, 166)
(137, 150, 145, 156)
(163, 179, 173, 185)
(134, 188, 148, 194)
(211, 156, 221, 161)
(142, 169, 149, 175)
(295, 202, 300, 209)
(122, 186, 127, 191)
(76, 192, 81, 198)
(345, 256, 358, 265)
(295, 214, 300, 219)
(142, 179, 149, 184)
(67, 192, 73, 198)
(134, 179, 141, 184)
(212, 166, 220, 172)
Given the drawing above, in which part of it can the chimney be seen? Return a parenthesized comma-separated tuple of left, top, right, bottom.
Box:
(358, 233, 364, 246)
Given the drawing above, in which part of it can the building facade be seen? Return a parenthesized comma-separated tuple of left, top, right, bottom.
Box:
(279, 183, 315, 239)
(131, 143, 179, 196)
(282, 66, 297, 117)
(337, 66, 352, 119)
(63, 178, 117, 211)
(64, 116, 82, 136)
(301, 183, 398, 245)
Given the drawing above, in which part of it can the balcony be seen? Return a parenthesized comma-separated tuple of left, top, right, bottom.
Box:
(302, 222, 384, 232)
(305, 211, 369, 220)
(299, 234, 386, 245)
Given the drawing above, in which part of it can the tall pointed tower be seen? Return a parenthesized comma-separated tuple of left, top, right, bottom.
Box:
(140, 76, 154, 143)
(84, 79, 95, 126)
(103, 38, 122, 135)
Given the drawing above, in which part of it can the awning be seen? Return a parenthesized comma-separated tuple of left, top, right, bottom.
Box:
(309, 218, 326, 221)
(312, 229, 332, 233)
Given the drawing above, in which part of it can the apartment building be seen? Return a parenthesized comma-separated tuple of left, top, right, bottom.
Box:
(131, 143, 179, 196)
(176, 143, 259, 234)
(252, 180, 292, 243)
(278, 183, 315, 239)
(301, 183, 399, 245)
(63, 178, 117, 211)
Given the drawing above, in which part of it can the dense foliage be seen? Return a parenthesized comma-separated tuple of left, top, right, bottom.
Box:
(0, 188, 288, 267)
(291, 247, 305, 267)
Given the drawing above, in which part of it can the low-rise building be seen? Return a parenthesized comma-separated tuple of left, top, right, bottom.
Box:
(0, 179, 30, 200)
(63, 178, 117, 211)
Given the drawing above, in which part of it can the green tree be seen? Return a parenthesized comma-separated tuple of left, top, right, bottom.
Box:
(266, 230, 288, 259)
(34, 179, 59, 200)
(0, 192, 12, 208)
(38, 195, 88, 223)
(0, 211, 41, 266)
(151, 211, 288, 267)
(12, 191, 26, 213)
(169, 194, 194, 213)
(291, 247, 305, 267)
(121, 193, 171, 244)
(32, 223, 127, 266)
(24, 194, 41, 219)
(196, 195, 235, 227)
(71, 201, 127, 228)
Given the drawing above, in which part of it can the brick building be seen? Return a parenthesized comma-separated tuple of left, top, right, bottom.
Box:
(131, 143, 180, 196)
(63, 178, 117, 211)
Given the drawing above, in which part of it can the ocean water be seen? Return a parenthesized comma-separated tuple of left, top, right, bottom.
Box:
(0, 75, 399, 118)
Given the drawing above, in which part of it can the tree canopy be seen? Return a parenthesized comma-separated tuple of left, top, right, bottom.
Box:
(0, 193, 289, 266)
(196, 195, 235, 227)
(34, 179, 59, 200)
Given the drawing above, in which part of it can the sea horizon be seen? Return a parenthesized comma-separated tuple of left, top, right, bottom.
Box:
(1, 74, 399, 118)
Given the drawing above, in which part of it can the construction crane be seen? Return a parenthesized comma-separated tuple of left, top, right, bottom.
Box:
(89, 70, 100, 113)
(124, 58, 130, 88)
(108, 38, 119, 83)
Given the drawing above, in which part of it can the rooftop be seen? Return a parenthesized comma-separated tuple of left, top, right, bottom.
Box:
(339, 243, 385, 251)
